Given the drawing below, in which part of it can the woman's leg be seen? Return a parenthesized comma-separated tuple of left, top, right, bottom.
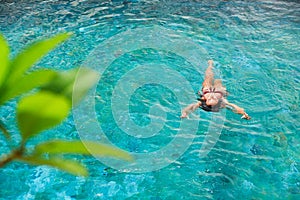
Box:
(213, 79, 223, 88)
(202, 60, 214, 89)
(214, 79, 227, 96)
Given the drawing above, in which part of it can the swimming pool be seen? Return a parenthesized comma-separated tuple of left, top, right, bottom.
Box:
(0, 0, 299, 199)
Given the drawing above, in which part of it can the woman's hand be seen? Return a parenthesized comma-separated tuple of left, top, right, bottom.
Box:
(180, 102, 201, 119)
(241, 112, 251, 120)
(180, 112, 188, 119)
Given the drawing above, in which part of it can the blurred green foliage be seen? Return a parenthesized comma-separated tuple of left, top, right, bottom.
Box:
(0, 33, 132, 176)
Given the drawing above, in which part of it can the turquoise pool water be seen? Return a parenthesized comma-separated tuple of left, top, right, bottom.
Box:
(0, 0, 299, 199)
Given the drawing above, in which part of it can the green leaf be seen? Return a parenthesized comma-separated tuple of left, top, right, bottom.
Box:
(42, 68, 99, 105)
(71, 68, 99, 105)
(18, 155, 88, 176)
(7, 33, 71, 85)
(34, 140, 133, 161)
(41, 68, 78, 95)
(0, 34, 10, 88)
(0, 69, 57, 104)
(17, 91, 71, 141)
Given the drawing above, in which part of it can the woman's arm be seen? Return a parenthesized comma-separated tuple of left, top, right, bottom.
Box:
(223, 99, 251, 120)
(180, 101, 201, 118)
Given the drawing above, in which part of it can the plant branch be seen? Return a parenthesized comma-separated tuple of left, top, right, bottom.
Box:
(0, 147, 24, 168)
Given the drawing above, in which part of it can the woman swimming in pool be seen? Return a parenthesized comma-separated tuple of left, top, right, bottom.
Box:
(181, 60, 251, 120)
